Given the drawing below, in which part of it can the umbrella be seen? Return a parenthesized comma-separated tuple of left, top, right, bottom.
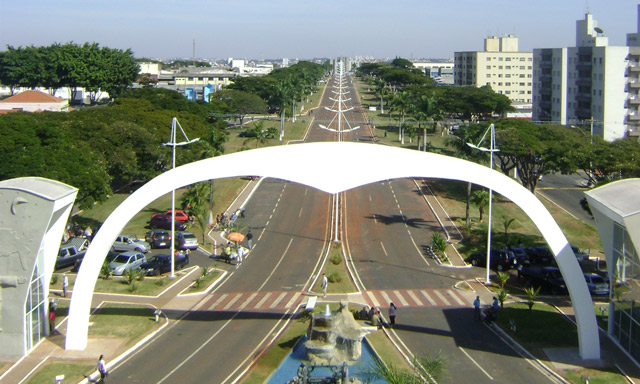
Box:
(228, 232, 245, 242)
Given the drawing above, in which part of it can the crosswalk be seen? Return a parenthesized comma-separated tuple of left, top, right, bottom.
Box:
(200, 288, 472, 313)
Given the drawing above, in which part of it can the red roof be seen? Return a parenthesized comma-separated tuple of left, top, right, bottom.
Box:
(0, 90, 64, 103)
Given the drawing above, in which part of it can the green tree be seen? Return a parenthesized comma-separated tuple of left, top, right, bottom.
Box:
(215, 89, 267, 127)
(470, 189, 490, 222)
(389, 91, 412, 144)
(495, 271, 510, 289)
(502, 217, 516, 247)
(524, 286, 540, 311)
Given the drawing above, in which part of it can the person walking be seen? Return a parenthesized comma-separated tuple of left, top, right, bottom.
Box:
(321, 273, 328, 297)
(492, 296, 500, 321)
(62, 274, 69, 298)
(388, 302, 397, 327)
(473, 296, 481, 320)
(97, 355, 107, 383)
(246, 230, 253, 249)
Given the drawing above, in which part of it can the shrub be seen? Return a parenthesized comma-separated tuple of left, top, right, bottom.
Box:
(128, 283, 138, 293)
(194, 277, 203, 289)
(50, 274, 59, 285)
(328, 272, 342, 283)
(330, 253, 342, 265)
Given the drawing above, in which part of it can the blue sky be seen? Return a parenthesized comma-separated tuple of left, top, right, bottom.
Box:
(0, 1, 637, 60)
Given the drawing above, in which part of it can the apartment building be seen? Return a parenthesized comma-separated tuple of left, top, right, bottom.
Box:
(455, 35, 533, 104)
(533, 12, 629, 141)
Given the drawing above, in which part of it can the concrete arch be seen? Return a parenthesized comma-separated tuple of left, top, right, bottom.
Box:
(66, 142, 599, 359)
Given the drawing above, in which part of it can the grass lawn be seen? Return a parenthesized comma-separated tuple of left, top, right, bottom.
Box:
(88, 303, 162, 348)
(186, 266, 221, 293)
(563, 367, 628, 384)
(315, 242, 357, 295)
(26, 361, 95, 384)
(51, 272, 174, 296)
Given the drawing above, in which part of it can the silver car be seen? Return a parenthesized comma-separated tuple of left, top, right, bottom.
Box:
(112, 235, 150, 253)
(109, 251, 146, 276)
(584, 273, 609, 296)
(176, 232, 198, 250)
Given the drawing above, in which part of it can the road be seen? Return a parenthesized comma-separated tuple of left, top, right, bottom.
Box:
(536, 172, 593, 223)
(107, 73, 561, 383)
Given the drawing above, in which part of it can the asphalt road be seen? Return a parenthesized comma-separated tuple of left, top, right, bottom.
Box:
(536, 172, 594, 223)
(107, 74, 562, 384)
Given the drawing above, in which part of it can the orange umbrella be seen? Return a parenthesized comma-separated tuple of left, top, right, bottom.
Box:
(228, 232, 245, 242)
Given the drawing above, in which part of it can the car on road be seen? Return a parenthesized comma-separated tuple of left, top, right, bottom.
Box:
(140, 253, 189, 276)
(466, 249, 516, 271)
(112, 235, 150, 253)
(109, 251, 146, 276)
(73, 250, 118, 272)
(176, 231, 198, 250)
(584, 273, 609, 296)
(55, 238, 88, 270)
(149, 214, 187, 231)
(145, 229, 171, 249)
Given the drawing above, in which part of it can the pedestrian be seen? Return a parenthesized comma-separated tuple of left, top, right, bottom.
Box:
(246, 230, 253, 249)
(492, 296, 500, 320)
(84, 226, 93, 243)
(48, 309, 56, 334)
(97, 354, 108, 383)
(235, 243, 242, 269)
(473, 296, 481, 320)
(62, 274, 69, 298)
(388, 302, 397, 327)
(321, 273, 328, 297)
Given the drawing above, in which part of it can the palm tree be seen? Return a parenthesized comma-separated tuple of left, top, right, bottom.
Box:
(373, 79, 389, 114)
(524, 286, 540, 311)
(502, 217, 516, 247)
(389, 91, 412, 144)
(470, 189, 490, 222)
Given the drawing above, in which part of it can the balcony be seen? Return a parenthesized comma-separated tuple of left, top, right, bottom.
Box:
(628, 96, 640, 105)
(630, 80, 640, 89)
(629, 63, 640, 73)
(628, 112, 640, 121)
(575, 78, 592, 87)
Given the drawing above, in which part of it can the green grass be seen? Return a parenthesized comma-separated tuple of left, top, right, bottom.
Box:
(240, 313, 309, 384)
(88, 303, 162, 347)
(51, 273, 174, 296)
(563, 367, 628, 384)
(26, 361, 95, 384)
(496, 302, 578, 348)
(315, 242, 357, 295)
(186, 266, 221, 293)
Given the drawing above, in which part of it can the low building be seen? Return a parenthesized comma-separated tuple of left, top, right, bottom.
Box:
(585, 178, 640, 363)
(155, 69, 237, 102)
(0, 90, 70, 113)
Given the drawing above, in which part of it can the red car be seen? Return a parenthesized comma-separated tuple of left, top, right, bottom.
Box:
(164, 209, 190, 223)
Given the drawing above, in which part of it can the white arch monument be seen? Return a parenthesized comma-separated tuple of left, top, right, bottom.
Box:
(66, 142, 600, 360)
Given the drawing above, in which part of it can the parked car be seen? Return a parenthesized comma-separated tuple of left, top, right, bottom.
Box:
(109, 251, 146, 276)
(165, 209, 190, 223)
(509, 247, 529, 265)
(526, 246, 555, 265)
(140, 253, 189, 276)
(584, 273, 609, 296)
(466, 250, 516, 271)
(571, 245, 590, 263)
(112, 235, 150, 253)
(518, 265, 567, 294)
(176, 231, 198, 250)
(55, 237, 88, 270)
(73, 250, 118, 272)
(145, 229, 171, 249)
(149, 214, 187, 231)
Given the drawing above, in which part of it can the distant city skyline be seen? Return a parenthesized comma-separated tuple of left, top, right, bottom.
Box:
(1, 1, 638, 60)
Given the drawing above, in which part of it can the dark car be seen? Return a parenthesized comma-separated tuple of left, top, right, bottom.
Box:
(518, 265, 567, 294)
(510, 247, 529, 265)
(140, 253, 189, 276)
(149, 214, 187, 231)
(72, 250, 118, 272)
(466, 250, 516, 271)
(145, 229, 171, 249)
(526, 246, 555, 265)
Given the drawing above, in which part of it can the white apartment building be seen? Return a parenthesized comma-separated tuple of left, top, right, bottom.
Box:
(533, 12, 630, 141)
(626, 5, 640, 139)
(413, 61, 454, 85)
(455, 35, 533, 104)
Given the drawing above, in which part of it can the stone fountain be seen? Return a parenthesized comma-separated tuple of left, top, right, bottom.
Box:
(304, 300, 369, 366)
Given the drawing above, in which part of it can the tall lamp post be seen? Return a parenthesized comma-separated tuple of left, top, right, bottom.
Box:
(467, 124, 498, 285)
(164, 117, 199, 278)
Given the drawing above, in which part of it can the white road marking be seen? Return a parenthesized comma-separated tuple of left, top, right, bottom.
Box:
(239, 292, 258, 310)
(393, 290, 409, 306)
(407, 290, 424, 306)
(366, 291, 381, 308)
(434, 290, 451, 306)
(284, 292, 301, 309)
(459, 347, 494, 381)
(420, 290, 437, 306)
(448, 290, 466, 306)
(380, 242, 388, 256)
(380, 291, 393, 306)
(208, 294, 228, 310)
(269, 292, 288, 309)
(298, 207, 303, 217)
(223, 293, 243, 310)
(254, 292, 272, 309)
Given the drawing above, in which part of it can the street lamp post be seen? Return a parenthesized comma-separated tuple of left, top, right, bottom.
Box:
(164, 117, 199, 278)
(467, 124, 499, 285)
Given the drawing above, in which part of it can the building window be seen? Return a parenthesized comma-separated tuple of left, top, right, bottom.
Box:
(487, 66, 491, 69)
(506, 57, 511, 61)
